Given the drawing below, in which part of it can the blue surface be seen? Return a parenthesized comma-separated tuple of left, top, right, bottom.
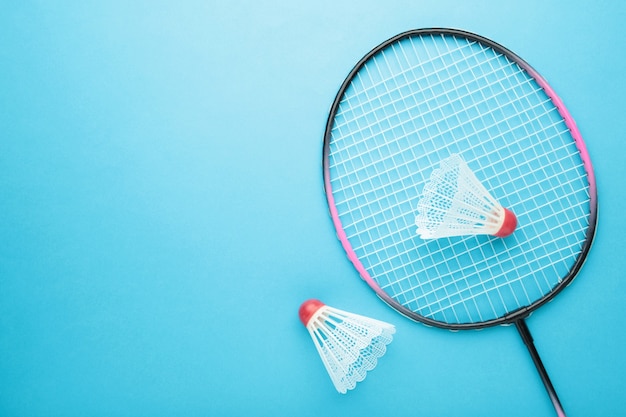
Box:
(1, 2, 625, 416)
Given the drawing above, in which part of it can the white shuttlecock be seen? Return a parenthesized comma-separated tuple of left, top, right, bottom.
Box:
(298, 299, 395, 394)
(415, 154, 517, 239)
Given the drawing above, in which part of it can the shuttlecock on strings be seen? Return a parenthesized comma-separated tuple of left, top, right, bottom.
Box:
(298, 299, 395, 394)
(415, 154, 517, 239)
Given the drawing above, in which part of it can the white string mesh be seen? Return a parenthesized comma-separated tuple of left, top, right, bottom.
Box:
(326, 33, 592, 325)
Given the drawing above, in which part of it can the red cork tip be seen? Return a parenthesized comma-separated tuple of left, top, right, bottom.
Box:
(494, 207, 517, 238)
(299, 299, 325, 326)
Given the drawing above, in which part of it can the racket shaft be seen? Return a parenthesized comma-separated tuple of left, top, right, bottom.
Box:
(515, 319, 566, 417)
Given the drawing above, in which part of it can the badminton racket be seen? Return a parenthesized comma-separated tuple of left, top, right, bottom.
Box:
(322, 28, 597, 416)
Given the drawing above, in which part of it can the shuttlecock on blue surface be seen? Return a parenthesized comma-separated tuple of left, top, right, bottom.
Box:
(298, 299, 395, 394)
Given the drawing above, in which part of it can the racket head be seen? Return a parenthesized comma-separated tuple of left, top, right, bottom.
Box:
(323, 28, 597, 330)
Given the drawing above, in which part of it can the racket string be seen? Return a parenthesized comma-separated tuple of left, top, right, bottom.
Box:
(326, 32, 593, 324)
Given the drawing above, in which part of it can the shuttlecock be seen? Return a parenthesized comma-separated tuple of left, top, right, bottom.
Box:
(298, 299, 395, 393)
(415, 154, 517, 239)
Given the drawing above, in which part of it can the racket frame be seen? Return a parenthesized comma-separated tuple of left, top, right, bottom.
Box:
(322, 27, 598, 330)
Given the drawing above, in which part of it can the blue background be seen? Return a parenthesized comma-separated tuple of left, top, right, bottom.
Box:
(1, 1, 625, 416)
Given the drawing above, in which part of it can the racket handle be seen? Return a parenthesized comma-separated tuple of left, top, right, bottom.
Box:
(515, 319, 567, 417)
